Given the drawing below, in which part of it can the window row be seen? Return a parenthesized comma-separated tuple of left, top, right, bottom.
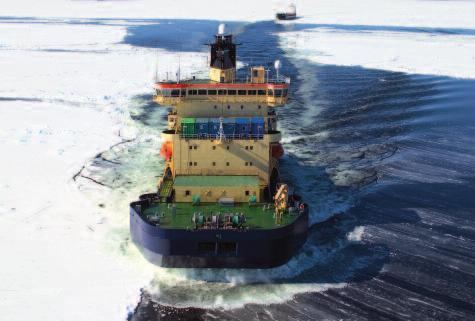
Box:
(213, 105, 262, 110)
(185, 145, 254, 150)
(156, 88, 288, 98)
(187, 161, 254, 167)
(185, 190, 251, 196)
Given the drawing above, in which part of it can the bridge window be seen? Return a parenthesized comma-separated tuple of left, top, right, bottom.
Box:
(238, 90, 246, 95)
(257, 90, 266, 95)
(185, 190, 190, 196)
(198, 89, 207, 95)
(267, 89, 274, 96)
(208, 89, 217, 95)
(218, 89, 226, 95)
(275, 89, 282, 97)
(181, 89, 186, 96)
(245, 191, 250, 196)
(171, 89, 180, 97)
(248, 90, 256, 95)
(188, 89, 197, 95)
(283, 89, 288, 97)
(228, 90, 236, 95)
(162, 89, 170, 97)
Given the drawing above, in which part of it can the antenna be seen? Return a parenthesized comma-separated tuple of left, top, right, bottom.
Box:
(154, 55, 159, 82)
(177, 56, 181, 83)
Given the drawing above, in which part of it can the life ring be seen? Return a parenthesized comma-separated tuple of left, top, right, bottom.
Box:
(299, 203, 305, 210)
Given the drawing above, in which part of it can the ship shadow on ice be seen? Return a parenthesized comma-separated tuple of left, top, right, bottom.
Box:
(122, 19, 246, 52)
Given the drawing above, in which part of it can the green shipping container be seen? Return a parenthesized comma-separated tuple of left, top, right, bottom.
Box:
(181, 118, 196, 138)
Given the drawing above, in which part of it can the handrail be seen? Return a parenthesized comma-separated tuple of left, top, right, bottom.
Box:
(175, 168, 260, 176)
(156, 75, 290, 85)
(153, 95, 288, 106)
(180, 133, 265, 140)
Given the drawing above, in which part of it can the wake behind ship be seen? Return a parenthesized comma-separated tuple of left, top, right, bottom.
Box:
(130, 25, 309, 268)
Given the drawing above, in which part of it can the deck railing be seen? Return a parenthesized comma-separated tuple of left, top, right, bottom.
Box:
(175, 168, 260, 177)
(153, 95, 288, 106)
(180, 133, 265, 140)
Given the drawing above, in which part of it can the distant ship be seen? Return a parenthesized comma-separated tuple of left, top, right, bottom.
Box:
(129, 24, 308, 268)
(276, 3, 297, 20)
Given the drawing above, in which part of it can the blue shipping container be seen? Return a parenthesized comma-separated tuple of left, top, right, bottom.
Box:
(223, 118, 236, 137)
(251, 117, 265, 139)
(195, 118, 209, 138)
(236, 118, 251, 138)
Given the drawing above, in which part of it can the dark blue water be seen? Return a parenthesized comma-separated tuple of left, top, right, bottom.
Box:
(121, 20, 475, 320)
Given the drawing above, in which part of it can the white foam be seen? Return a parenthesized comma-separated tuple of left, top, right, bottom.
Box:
(347, 226, 365, 242)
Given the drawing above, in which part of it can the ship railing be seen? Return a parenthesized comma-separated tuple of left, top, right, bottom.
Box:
(179, 133, 265, 140)
(157, 75, 290, 85)
(175, 168, 260, 177)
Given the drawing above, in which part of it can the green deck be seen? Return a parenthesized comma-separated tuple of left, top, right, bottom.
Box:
(142, 202, 297, 229)
(174, 175, 259, 187)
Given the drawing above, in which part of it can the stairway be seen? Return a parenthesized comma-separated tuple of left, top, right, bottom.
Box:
(159, 178, 173, 201)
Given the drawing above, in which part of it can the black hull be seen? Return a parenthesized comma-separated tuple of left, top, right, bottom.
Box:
(129, 197, 309, 268)
(276, 13, 297, 20)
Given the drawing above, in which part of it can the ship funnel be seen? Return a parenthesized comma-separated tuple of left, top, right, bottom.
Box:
(209, 24, 236, 82)
(218, 23, 225, 35)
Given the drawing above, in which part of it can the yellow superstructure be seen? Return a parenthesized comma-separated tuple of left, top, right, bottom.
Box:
(155, 28, 289, 204)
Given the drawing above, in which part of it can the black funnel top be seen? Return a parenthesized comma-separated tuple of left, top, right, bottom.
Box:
(209, 34, 236, 70)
